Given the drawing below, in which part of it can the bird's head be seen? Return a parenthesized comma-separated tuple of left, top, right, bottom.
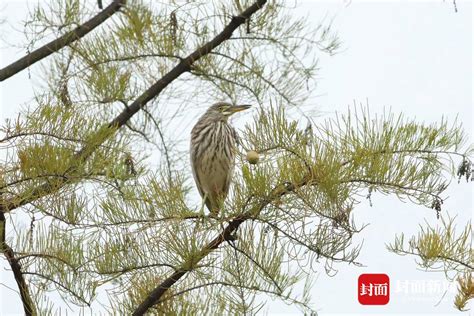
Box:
(205, 102, 251, 121)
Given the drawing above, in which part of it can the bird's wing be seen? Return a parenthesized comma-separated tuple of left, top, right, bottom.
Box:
(193, 165, 215, 212)
(190, 152, 205, 198)
(222, 161, 234, 197)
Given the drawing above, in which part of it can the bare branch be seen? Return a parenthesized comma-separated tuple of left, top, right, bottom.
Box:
(0, 213, 35, 315)
(0, 0, 126, 81)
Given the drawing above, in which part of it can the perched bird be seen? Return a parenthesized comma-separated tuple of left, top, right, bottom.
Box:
(190, 102, 251, 216)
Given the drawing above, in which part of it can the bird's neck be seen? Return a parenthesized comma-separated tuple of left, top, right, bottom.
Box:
(217, 116, 229, 123)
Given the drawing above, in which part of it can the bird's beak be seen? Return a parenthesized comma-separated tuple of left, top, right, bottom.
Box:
(230, 104, 252, 113)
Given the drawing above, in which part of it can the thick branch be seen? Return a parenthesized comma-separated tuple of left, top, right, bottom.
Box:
(0, 0, 267, 214)
(132, 177, 304, 316)
(0, 213, 35, 315)
(0, 0, 126, 82)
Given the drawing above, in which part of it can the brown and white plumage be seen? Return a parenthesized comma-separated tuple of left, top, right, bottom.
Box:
(190, 102, 251, 216)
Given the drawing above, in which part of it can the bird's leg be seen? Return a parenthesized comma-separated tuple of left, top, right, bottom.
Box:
(213, 194, 227, 219)
(198, 193, 208, 222)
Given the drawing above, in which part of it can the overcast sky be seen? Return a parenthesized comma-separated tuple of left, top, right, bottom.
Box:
(1, 1, 472, 315)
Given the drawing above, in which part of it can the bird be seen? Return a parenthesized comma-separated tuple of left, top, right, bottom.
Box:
(190, 102, 251, 217)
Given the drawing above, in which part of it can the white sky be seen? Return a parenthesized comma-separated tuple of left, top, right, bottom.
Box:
(0, 1, 472, 315)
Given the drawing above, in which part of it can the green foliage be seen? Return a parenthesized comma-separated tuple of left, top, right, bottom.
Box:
(388, 217, 473, 310)
(455, 272, 474, 312)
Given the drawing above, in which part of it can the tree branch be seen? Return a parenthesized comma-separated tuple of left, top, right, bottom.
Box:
(0, 213, 35, 315)
(0, 0, 126, 82)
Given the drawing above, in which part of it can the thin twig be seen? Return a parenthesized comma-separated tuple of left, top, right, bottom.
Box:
(394, 249, 473, 270)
